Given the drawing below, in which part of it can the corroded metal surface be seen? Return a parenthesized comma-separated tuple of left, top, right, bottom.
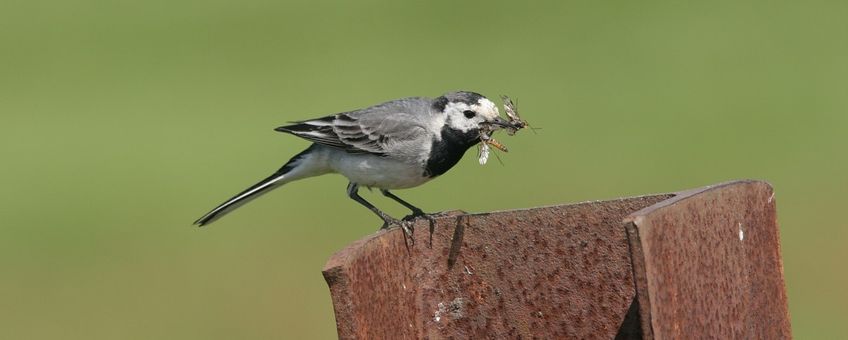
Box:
(625, 180, 791, 339)
(323, 196, 670, 339)
(323, 180, 791, 339)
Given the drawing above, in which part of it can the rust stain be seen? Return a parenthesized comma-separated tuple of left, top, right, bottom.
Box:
(447, 215, 467, 269)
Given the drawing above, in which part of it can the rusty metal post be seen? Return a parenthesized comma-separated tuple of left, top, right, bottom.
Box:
(624, 180, 791, 339)
(322, 180, 790, 339)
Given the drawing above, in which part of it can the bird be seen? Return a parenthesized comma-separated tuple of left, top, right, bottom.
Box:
(193, 91, 513, 228)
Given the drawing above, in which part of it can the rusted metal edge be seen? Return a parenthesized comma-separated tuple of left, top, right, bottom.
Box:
(623, 179, 768, 225)
(322, 232, 378, 337)
(624, 221, 654, 340)
(471, 193, 682, 218)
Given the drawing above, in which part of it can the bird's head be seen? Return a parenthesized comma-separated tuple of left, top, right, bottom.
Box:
(434, 91, 511, 135)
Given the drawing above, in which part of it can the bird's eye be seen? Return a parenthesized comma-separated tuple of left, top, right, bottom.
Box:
(463, 110, 476, 118)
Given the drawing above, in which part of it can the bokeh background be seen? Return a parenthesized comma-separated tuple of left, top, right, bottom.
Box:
(2, 0, 845, 338)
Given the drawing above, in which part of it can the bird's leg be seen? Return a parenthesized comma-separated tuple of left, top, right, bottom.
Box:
(380, 189, 426, 221)
(380, 189, 439, 247)
(347, 182, 399, 230)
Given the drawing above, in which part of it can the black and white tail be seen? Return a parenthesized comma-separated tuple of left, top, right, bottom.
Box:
(193, 146, 318, 226)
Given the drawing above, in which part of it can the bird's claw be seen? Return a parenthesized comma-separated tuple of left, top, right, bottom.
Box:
(384, 219, 415, 250)
(378, 214, 419, 250)
(380, 217, 414, 238)
(402, 210, 426, 222)
(380, 217, 401, 230)
(400, 213, 439, 248)
(400, 220, 415, 240)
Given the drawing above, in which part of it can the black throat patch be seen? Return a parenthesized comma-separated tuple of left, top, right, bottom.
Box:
(424, 126, 481, 178)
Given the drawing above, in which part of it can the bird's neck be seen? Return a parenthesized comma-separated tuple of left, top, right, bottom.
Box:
(423, 126, 480, 178)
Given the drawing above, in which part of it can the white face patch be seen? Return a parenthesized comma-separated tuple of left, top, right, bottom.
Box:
(443, 98, 501, 132)
(471, 98, 500, 121)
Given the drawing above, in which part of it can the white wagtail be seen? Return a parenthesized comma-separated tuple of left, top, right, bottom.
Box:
(194, 91, 514, 228)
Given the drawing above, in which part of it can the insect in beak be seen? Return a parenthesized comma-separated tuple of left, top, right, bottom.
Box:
(484, 138, 509, 152)
(477, 94, 531, 165)
(500, 95, 531, 135)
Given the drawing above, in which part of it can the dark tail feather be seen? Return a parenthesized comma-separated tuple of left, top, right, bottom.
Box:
(193, 146, 315, 226)
(193, 172, 287, 226)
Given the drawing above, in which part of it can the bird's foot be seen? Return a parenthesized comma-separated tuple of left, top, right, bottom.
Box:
(400, 220, 415, 240)
(398, 211, 448, 248)
(379, 217, 416, 248)
(379, 216, 414, 236)
(401, 209, 427, 222)
(379, 216, 402, 230)
(401, 212, 441, 248)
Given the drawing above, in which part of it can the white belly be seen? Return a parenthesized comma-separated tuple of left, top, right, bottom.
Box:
(327, 150, 431, 189)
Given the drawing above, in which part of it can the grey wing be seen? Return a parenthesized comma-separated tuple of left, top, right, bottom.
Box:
(274, 97, 433, 155)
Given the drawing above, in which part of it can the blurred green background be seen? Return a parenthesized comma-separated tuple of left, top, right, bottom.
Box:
(2, 0, 845, 338)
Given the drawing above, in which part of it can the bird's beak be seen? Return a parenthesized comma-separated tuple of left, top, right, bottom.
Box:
(490, 116, 512, 128)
